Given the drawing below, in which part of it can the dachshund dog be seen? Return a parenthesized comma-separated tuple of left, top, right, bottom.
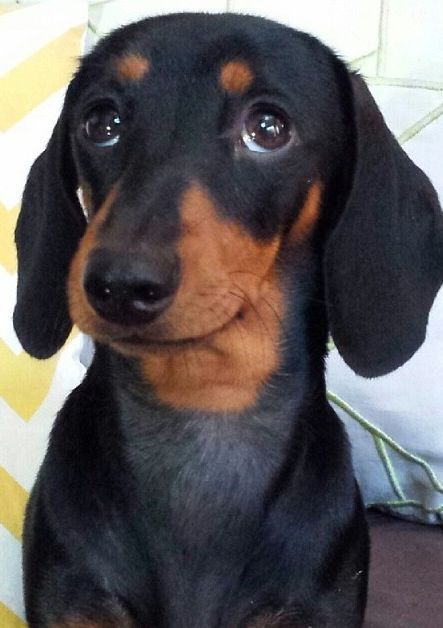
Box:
(14, 12, 443, 628)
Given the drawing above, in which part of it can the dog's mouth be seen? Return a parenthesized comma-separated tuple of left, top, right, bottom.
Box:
(109, 305, 246, 354)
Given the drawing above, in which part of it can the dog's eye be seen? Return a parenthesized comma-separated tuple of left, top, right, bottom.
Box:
(241, 107, 291, 153)
(83, 105, 121, 147)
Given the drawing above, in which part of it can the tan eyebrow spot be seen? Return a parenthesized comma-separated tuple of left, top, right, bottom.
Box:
(115, 53, 150, 81)
(219, 60, 254, 94)
(289, 182, 323, 243)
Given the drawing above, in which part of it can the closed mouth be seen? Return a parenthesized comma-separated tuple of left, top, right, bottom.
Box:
(110, 307, 246, 351)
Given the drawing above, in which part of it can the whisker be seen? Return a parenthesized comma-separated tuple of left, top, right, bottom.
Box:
(261, 296, 283, 328)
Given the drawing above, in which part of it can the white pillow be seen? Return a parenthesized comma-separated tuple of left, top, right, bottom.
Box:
(327, 287, 443, 524)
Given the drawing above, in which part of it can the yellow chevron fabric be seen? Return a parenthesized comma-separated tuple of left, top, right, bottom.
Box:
(0, 2, 87, 623)
(0, 603, 26, 628)
(0, 203, 19, 274)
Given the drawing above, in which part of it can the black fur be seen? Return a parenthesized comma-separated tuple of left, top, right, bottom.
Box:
(15, 13, 443, 628)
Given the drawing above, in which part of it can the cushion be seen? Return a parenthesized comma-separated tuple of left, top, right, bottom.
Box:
(327, 288, 443, 524)
(0, 1, 87, 623)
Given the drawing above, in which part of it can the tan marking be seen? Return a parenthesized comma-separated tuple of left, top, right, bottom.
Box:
(289, 182, 322, 243)
(115, 53, 150, 81)
(219, 60, 254, 94)
(139, 273, 283, 412)
(68, 184, 119, 335)
(135, 183, 284, 413)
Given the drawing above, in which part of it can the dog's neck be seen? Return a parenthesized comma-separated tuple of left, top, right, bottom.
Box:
(109, 347, 311, 550)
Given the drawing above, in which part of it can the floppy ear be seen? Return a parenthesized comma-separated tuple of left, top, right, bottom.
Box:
(13, 112, 86, 359)
(325, 73, 443, 377)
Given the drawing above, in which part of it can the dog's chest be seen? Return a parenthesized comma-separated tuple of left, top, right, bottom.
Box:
(76, 405, 294, 624)
(122, 407, 285, 534)
(106, 408, 271, 556)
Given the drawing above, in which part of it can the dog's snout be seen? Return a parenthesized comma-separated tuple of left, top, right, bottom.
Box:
(84, 249, 178, 326)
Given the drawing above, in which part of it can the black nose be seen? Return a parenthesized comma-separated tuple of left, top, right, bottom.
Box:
(84, 249, 178, 326)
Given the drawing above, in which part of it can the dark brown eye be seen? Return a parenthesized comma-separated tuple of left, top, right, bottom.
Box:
(241, 107, 291, 153)
(83, 105, 121, 147)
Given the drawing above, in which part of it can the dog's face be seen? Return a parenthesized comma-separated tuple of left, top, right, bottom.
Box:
(66, 15, 352, 411)
(14, 14, 443, 409)
(67, 16, 343, 349)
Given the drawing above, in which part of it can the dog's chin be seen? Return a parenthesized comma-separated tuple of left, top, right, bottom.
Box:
(111, 333, 206, 354)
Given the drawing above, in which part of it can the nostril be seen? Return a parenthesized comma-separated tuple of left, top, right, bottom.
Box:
(84, 274, 117, 311)
(87, 276, 113, 304)
(132, 281, 172, 309)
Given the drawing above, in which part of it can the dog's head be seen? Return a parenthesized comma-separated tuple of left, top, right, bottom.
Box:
(14, 14, 443, 396)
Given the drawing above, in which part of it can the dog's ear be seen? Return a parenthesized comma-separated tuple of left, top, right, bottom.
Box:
(13, 109, 86, 359)
(325, 73, 443, 377)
